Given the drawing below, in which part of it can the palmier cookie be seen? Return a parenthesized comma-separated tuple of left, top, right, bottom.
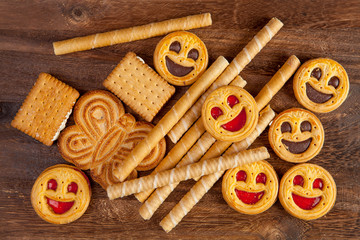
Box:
(268, 108, 324, 163)
(293, 58, 349, 113)
(222, 160, 278, 215)
(279, 163, 336, 220)
(202, 85, 258, 142)
(154, 31, 208, 86)
(31, 164, 91, 224)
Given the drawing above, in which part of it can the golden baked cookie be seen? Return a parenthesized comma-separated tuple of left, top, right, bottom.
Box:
(201, 85, 258, 142)
(293, 58, 349, 113)
(153, 31, 208, 86)
(31, 164, 91, 224)
(58, 90, 166, 189)
(279, 163, 336, 220)
(222, 160, 278, 215)
(268, 108, 324, 163)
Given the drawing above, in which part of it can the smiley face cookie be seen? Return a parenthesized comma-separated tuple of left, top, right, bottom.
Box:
(202, 85, 258, 142)
(31, 164, 91, 224)
(154, 31, 208, 86)
(268, 108, 324, 163)
(222, 160, 278, 215)
(279, 163, 336, 220)
(293, 58, 349, 113)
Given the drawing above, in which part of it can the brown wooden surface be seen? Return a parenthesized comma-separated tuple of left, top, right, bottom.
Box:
(1, 0, 359, 239)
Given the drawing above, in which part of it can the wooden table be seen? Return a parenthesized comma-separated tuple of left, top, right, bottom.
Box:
(1, 0, 359, 239)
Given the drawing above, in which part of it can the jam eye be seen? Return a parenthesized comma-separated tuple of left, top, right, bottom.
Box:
(313, 178, 324, 190)
(311, 68, 322, 80)
(236, 170, 247, 182)
(47, 179, 57, 190)
(187, 49, 199, 61)
(256, 173, 267, 184)
(67, 182, 78, 194)
(227, 95, 239, 108)
(281, 122, 292, 133)
(293, 175, 304, 187)
(169, 41, 181, 53)
(328, 76, 340, 89)
(211, 107, 223, 120)
(300, 121, 312, 132)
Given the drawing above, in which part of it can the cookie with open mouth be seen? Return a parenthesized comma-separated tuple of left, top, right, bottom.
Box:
(222, 160, 278, 215)
(268, 108, 324, 163)
(153, 31, 208, 86)
(31, 164, 91, 224)
(293, 58, 349, 113)
(279, 163, 336, 220)
(201, 85, 259, 142)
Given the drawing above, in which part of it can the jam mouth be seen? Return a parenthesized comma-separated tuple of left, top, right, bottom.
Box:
(235, 189, 265, 205)
(165, 56, 194, 77)
(292, 193, 321, 210)
(221, 109, 247, 132)
(46, 197, 75, 214)
(282, 138, 312, 154)
(306, 83, 333, 103)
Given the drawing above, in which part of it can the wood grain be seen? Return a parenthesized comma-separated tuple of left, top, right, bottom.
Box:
(0, 0, 359, 239)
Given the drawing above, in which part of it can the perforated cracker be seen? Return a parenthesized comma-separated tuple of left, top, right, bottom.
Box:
(11, 73, 79, 146)
(104, 52, 175, 122)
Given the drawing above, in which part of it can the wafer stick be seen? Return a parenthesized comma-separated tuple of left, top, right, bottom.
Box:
(159, 106, 275, 232)
(167, 17, 283, 143)
(255, 55, 300, 110)
(107, 147, 269, 199)
(53, 13, 212, 55)
(114, 57, 228, 182)
(168, 75, 247, 143)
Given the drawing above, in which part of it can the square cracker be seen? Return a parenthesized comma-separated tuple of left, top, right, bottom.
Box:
(11, 73, 79, 146)
(103, 52, 175, 122)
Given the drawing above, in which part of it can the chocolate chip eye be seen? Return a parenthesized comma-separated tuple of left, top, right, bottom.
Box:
(300, 121, 312, 132)
(169, 41, 181, 53)
(310, 68, 322, 80)
(281, 122, 292, 133)
(187, 49, 199, 61)
(328, 76, 340, 89)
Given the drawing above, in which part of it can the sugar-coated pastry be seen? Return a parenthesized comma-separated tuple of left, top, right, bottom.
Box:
(268, 108, 324, 163)
(31, 164, 91, 224)
(154, 31, 208, 86)
(222, 160, 278, 215)
(201, 85, 259, 142)
(293, 58, 349, 113)
(279, 163, 336, 220)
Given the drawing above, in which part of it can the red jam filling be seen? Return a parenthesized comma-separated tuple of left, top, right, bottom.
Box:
(47, 179, 57, 190)
(256, 173, 267, 184)
(293, 175, 304, 187)
(292, 193, 321, 210)
(211, 107, 223, 120)
(235, 189, 265, 205)
(47, 198, 75, 214)
(221, 109, 247, 132)
(236, 170, 247, 181)
(67, 182, 78, 194)
(227, 95, 239, 108)
(313, 178, 324, 190)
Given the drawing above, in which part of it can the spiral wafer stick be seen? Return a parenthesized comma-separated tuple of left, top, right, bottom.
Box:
(255, 55, 300, 110)
(53, 13, 212, 55)
(139, 131, 216, 219)
(168, 75, 247, 143)
(107, 147, 269, 199)
(114, 57, 228, 182)
(159, 106, 275, 232)
(167, 17, 283, 144)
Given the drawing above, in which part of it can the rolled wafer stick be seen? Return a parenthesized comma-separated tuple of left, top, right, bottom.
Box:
(255, 55, 300, 110)
(167, 17, 282, 144)
(53, 13, 212, 55)
(139, 131, 216, 219)
(168, 75, 247, 143)
(135, 75, 248, 202)
(114, 56, 229, 182)
(159, 106, 275, 232)
(107, 147, 269, 199)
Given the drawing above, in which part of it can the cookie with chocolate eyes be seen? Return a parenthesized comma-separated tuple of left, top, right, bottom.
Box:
(153, 31, 208, 86)
(293, 58, 349, 113)
(279, 163, 336, 220)
(222, 160, 279, 215)
(268, 108, 324, 163)
(201, 85, 259, 142)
